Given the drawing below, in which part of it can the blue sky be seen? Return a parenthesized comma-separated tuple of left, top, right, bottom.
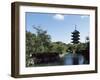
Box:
(26, 12, 90, 43)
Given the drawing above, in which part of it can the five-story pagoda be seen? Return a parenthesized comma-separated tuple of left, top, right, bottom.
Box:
(71, 26, 80, 44)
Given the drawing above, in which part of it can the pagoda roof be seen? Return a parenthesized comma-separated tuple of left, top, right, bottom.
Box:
(72, 30, 80, 34)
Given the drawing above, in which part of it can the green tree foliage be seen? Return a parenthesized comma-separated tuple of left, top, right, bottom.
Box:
(26, 31, 36, 56)
(26, 26, 52, 66)
(26, 31, 36, 66)
(51, 42, 67, 54)
(66, 42, 89, 53)
(33, 26, 51, 53)
(26, 26, 69, 55)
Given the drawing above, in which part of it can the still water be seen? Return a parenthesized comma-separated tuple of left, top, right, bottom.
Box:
(63, 53, 84, 65)
(29, 53, 85, 67)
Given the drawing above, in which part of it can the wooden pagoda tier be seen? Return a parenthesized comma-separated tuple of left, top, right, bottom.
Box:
(71, 38, 80, 40)
(71, 34, 80, 37)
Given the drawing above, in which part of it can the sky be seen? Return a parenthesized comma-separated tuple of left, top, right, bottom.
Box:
(26, 12, 90, 44)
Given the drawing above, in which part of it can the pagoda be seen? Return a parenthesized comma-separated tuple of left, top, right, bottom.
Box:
(71, 25, 80, 44)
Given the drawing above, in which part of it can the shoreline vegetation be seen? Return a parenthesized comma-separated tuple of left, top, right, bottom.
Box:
(26, 26, 89, 67)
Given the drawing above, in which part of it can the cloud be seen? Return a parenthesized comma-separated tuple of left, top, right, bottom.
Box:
(80, 15, 88, 19)
(53, 14, 64, 20)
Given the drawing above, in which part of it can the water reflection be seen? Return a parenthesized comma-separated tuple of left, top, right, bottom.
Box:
(64, 53, 84, 65)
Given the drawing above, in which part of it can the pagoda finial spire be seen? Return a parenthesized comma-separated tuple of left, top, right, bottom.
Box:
(75, 25, 77, 30)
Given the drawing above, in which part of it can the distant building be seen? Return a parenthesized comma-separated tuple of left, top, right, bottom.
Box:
(71, 26, 80, 44)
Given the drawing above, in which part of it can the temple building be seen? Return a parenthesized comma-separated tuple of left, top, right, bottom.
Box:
(71, 26, 80, 44)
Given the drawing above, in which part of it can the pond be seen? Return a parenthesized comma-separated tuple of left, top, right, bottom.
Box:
(63, 53, 84, 65)
(27, 52, 86, 67)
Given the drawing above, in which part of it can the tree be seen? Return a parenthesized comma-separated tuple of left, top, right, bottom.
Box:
(33, 26, 51, 53)
(26, 31, 36, 66)
(85, 36, 89, 43)
(26, 26, 52, 66)
(51, 41, 67, 54)
(26, 31, 36, 55)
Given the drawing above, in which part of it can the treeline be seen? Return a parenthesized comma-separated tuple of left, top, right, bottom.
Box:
(26, 27, 68, 55)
